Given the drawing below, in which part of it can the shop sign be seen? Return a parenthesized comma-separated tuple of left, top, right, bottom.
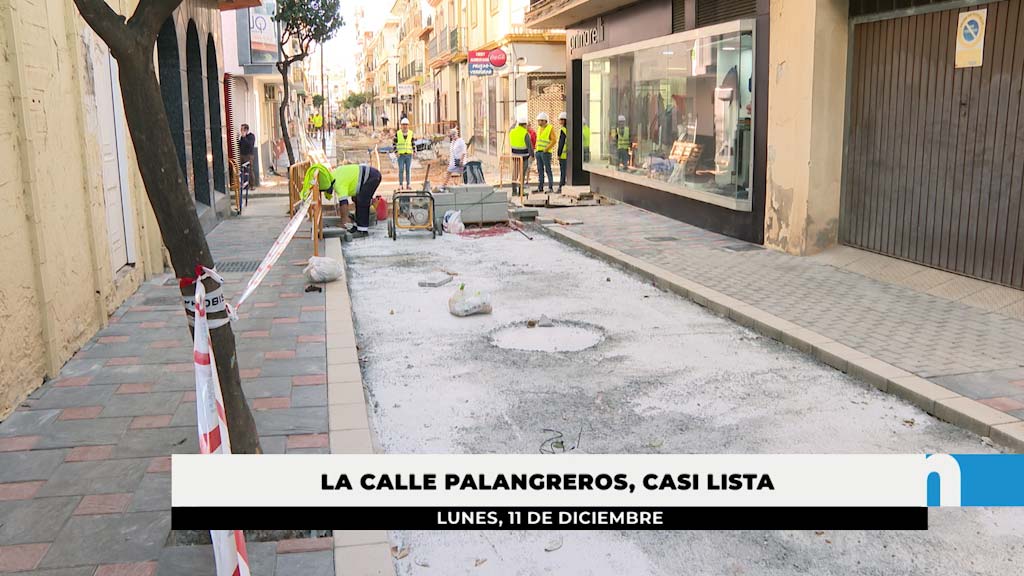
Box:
(398, 84, 415, 96)
(569, 18, 605, 54)
(955, 9, 986, 69)
(488, 48, 508, 68)
(468, 50, 491, 64)
(468, 62, 493, 76)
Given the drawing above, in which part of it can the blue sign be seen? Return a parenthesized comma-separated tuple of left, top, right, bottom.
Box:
(468, 63, 494, 76)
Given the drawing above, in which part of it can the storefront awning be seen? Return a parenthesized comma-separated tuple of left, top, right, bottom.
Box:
(525, 0, 641, 29)
(219, 0, 262, 11)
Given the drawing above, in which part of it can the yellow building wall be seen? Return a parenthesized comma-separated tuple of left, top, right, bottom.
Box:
(764, 0, 848, 255)
(0, 0, 164, 419)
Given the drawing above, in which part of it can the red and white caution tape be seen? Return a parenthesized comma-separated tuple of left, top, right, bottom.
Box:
(228, 193, 314, 318)
(192, 267, 251, 576)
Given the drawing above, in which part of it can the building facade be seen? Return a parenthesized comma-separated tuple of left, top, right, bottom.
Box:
(0, 0, 242, 418)
(531, 0, 1024, 290)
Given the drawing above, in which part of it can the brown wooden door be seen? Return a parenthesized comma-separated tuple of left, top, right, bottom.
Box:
(843, 1, 1024, 289)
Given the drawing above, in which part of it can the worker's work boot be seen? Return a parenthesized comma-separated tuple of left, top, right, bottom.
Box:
(350, 230, 369, 239)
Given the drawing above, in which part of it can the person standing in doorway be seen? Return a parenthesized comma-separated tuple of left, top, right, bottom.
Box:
(394, 117, 414, 190)
(381, 111, 389, 129)
(238, 123, 257, 190)
(557, 111, 568, 193)
(534, 112, 554, 193)
(508, 116, 531, 196)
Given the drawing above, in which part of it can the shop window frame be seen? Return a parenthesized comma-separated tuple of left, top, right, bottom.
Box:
(582, 17, 756, 212)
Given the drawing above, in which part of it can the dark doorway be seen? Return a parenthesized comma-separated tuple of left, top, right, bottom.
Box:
(186, 21, 211, 205)
(206, 34, 226, 193)
(157, 18, 186, 179)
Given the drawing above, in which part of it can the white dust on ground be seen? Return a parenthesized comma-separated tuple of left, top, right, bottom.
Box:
(342, 227, 1024, 576)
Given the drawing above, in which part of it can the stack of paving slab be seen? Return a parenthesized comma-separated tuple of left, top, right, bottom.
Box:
(433, 184, 509, 225)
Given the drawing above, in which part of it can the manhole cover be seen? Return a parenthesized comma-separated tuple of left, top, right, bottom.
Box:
(645, 236, 679, 242)
(490, 322, 604, 352)
(216, 260, 262, 273)
(721, 243, 763, 253)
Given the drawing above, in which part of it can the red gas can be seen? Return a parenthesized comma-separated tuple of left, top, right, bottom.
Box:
(374, 196, 388, 221)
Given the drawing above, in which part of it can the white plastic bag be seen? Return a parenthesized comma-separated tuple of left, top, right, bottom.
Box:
(443, 210, 465, 234)
(448, 284, 492, 317)
(303, 256, 344, 283)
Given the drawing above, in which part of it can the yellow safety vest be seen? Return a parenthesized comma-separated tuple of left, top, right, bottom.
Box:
(559, 127, 568, 160)
(318, 164, 363, 199)
(616, 126, 630, 150)
(396, 130, 413, 155)
(582, 125, 591, 148)
(535, 124, 553, 152)
(509, 125, 529, 155)
(313, 114, 323, 128)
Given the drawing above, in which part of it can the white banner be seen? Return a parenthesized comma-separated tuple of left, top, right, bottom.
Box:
(171, 454, 957, 508)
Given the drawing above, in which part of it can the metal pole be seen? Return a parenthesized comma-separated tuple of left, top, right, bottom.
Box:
(321, 46, 326, 153)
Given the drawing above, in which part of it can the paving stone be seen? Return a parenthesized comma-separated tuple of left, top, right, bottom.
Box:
(278, 537, 333, 554)
(0, 480, 44, 501)
(128, 474, 171, 513)
(333, 542, 392, 576)
(0, 409, 61, 436)
(37, 459, 149, 497)
(254, 407, 328, 436)
(259, 358, 329, 378)
(65, 445, 116, 462)
(94, 562, 158, 576)
(259, 436, 288, 454)
(73, 493, 133, 516)
(292, 385, 327, 408)
(276, 550, 334, 576)
(27, 386, 118, 410)
(932, 368, 1024, 399)
(0, 497, 78, 545)
(156, 542, 277, 576)
(168, 403, 198, 428)
(114, 428, 197, 459)
(0, 542, 50, 572)
(34, 418, 132, 450)
(0, 450, 67, 483)
(11, 568, 95, 576)
(39, 512, 170, 568)
(242, 378, 294, 399)
(101, 393, 182, 418)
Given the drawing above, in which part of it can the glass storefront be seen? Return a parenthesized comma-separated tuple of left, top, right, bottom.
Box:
(583, 20, 754, 209)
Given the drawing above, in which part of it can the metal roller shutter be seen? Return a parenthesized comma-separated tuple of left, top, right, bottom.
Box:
(696, 0, 757, 27)
(673, 0, 686, 33)
(843, 1, 1024, 288)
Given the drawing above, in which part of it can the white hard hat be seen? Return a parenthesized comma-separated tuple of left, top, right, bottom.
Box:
(517, 115, 528, 124)
(400, 118, 409, 125)
(558, 112, 567, 120)
(617, 115, 626, 122)
(537, 112, 549, 122)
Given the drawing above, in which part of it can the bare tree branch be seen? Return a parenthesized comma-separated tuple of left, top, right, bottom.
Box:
(128, 0, 183, 41)
(71, 0, 130, 55)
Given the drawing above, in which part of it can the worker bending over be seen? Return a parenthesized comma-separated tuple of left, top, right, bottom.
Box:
(318, 163, 381, 238)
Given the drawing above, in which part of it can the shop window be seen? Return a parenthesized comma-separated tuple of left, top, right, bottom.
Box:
(583, 20, 754, 208)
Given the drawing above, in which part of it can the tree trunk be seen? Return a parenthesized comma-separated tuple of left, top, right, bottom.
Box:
(278, 62, 296, 166)
(114, 45, 262, 454)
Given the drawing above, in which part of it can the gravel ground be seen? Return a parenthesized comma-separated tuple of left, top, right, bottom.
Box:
(342, 225, 1024, 576)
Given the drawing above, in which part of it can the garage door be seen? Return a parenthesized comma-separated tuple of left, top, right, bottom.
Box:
(842, 1, 1024, 289)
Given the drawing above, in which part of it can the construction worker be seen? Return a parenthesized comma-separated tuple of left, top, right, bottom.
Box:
(612, 114, 630, 169)
(582, 118, 591, 163)
(393, 117, 414, 191)
(508, 116, 531, 196)
(316, 163, 381, 238)
(312, 112, 324, 136)
(534, 112, 555, 193)
(557, 111, 568, 193)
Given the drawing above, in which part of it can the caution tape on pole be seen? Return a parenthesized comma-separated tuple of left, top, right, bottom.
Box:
(192, 267, 251, 576)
